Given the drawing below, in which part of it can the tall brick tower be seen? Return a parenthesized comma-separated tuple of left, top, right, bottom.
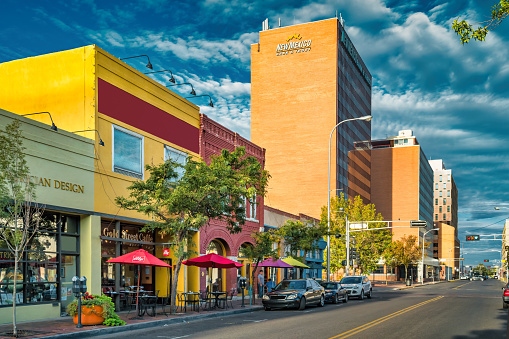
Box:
(251, 17, 372, 218)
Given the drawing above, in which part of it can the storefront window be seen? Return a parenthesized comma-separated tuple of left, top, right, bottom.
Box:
(0, 212, 79, 309)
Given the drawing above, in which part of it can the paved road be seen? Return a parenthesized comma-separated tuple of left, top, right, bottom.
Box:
(95, 280, 507, 339)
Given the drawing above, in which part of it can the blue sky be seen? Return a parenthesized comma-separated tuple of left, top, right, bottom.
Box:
(1, 0, 508, 267)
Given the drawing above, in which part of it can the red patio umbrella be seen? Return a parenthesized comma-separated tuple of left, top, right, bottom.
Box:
(107, 249, 171, 316)
(183, 253, 243, 294)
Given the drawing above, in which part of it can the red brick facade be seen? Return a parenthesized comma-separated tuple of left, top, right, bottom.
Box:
(198, 114, 266, 292)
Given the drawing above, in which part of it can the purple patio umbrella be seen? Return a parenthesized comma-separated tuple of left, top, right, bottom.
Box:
(257, 258, 293, 268)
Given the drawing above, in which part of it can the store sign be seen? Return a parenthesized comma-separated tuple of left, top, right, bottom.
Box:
(102, 227, 154, 243)
(29, 175, 85, 194)
(163, 249, 170, 257)
(276, 33, 312, 56)
(0, 251, 15, 260)
(132, 255, 145, 262)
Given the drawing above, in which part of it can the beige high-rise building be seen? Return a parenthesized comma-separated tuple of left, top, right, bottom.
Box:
(428, 159, 460, 278)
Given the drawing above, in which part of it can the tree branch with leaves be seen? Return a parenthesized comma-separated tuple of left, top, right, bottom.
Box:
(453, 1, 509, 44)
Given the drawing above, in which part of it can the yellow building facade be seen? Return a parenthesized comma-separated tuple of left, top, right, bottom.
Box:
(0, 45, 202, 322)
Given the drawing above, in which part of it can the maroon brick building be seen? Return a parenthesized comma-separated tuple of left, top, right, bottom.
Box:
(198, 114, 266, 293)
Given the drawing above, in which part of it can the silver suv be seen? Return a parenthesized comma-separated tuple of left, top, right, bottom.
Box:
(340, 275, 372, 300)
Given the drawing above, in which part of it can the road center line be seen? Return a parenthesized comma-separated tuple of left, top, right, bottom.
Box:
(329, 296, 444, 339)
(453, 282, 472, 289)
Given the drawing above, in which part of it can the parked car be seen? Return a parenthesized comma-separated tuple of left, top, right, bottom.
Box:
(471, 274, 484, 281)
(320, 281, 348, 304)
(339, 275, 372, 300)
(262, 279, 325, 311)
(502, 282, 509, 309)
(494, 275, 499, 279)
(460, 275, 469, 280)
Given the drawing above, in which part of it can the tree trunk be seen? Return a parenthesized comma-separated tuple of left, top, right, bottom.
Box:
(13, 248, 18, 337)
(404, 264, 408, 281)
(170, 258, 183, 314)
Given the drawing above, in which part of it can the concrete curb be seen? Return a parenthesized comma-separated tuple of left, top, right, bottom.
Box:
(396, 280, 447, 290)
(41, 306, 264, 339)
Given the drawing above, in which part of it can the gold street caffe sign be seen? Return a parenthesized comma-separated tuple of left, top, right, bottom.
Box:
(276, 33, 312, 56)
(30, 176, 85, 194)
(102, 228, 154, 243)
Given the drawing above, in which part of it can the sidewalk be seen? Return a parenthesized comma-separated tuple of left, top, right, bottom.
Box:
(0, 298, 263, 339)
(373, 279, 447, 290)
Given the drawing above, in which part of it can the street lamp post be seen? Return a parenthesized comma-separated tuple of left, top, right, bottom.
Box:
(327, 115, 372, 281)
(448, 246, 460, 281)
(421, 228, 439, 284)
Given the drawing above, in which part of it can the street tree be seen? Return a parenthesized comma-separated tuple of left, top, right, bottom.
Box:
(382, 242, 402, 282)
(277, 220, 327, 264)
(0, 120, 44, 337)
(392, 235, 422, 281)
(115, 147, 269, 314)
(321, 194, 390, 276)
(240, 231, 280, 303)
(453, 1, 509, 44)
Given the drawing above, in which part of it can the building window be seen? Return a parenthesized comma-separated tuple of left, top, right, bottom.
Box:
(447, 190, 450, 197)
(447, 206, 450, 212)
(439, 206, 442, 213)
(113, 125, 144, 179)
(443, 198, 446, 204)
(447, 174, 451, 182)
(435, 199, 438, 205)
(443, 214, 446, 220)
(443, 183, 446, 189)
(164, 145, 187, 180)
(246, 194, 258, 221)
(439, 175, 442, 182)
(439, 191, 442, 197)
(435, 183, 438, 190)
(435, 214, 438, 220)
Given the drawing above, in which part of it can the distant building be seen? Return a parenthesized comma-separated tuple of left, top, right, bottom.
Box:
(251, 17, 372, 219)
(371, 130, 438, 282)
(428, 159, 460, 278)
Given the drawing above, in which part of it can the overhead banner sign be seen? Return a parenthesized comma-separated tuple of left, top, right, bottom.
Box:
(276, 33, 312, 56)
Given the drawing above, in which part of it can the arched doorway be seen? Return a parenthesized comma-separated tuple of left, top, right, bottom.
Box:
(206, 240, 225, 292)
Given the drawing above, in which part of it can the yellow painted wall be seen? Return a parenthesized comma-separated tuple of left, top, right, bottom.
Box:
(251, 19, 338, 219)
(0, 304, 61, 325)
(0, 46, 96, 133)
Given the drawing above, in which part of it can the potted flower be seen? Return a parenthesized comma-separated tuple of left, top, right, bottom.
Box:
(66, 292, 125, 326)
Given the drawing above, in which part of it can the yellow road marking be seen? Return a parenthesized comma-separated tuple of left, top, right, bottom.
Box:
(453, 282, 471, 290)
(329, 296, 444, 339)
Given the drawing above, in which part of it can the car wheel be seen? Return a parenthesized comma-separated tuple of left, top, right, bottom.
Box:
(367, 289, 372, 299)
(504, 302, 508, 310)
(333, 293, 339, 304)
(318, 295, 325, 307)
(343, 293, 348, 303)
(299, 297, 306, 310)
(264, 306, 271, 311)
(360, 290, 364, 300)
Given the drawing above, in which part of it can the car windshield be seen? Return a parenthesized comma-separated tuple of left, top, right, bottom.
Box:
(321, 283, 338, 289)
(275, 280, 306, 290)
(340, 277, 362, 284)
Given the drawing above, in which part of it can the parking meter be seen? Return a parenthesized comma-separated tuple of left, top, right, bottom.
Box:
(72, 276, 81, 297)
(239, 277, 247, 307)
(79, 276, 87, 294)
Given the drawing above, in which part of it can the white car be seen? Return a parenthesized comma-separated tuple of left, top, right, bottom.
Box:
(460, 275, 469, 280)
(339, 275, 372, 300)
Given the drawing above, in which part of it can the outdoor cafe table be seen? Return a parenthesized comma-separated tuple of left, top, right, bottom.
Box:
(210, 291, 226, 309)
(183, 292, 200, 312)
(138, 295, 158, 317)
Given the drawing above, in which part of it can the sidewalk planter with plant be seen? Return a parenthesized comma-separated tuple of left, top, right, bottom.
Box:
(66, 292, 125, 326)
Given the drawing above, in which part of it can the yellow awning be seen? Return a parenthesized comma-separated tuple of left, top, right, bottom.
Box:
(282, 257, 309, 268)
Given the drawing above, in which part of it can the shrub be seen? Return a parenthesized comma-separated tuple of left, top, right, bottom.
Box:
(66, 292, 124, 326)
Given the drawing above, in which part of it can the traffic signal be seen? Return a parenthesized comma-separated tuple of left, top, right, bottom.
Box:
(484, 259, 489, 262)
(351, 248, 357, 260)
(466, 235, 480, 241)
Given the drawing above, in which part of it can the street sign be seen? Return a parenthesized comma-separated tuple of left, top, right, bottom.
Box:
(349, 222, 367, 230)
(410, 220, 427, 228)
(466, 235, 480, 241)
